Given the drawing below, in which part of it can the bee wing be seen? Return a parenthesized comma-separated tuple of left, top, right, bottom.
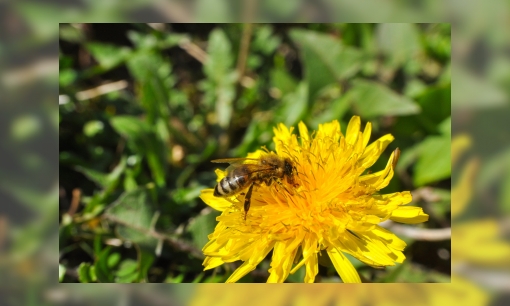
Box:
(211, 158, 259, 165)
(225, 163, 274, 176)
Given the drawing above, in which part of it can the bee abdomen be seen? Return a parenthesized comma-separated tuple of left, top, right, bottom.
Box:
(214, 175, 247, 197)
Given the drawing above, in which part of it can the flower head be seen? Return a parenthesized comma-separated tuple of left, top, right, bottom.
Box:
(200, 116, 429, 283)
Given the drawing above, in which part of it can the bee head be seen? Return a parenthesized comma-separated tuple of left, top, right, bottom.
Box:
(283, 158, 295, 176)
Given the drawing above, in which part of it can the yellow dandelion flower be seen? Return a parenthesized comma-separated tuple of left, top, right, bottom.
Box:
(200, 116, 429, 283)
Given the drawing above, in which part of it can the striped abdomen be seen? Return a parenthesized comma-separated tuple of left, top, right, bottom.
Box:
(214, 170, 249, 197)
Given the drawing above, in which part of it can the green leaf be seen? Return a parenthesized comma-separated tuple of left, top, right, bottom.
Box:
(192, 272, 205, 283)
(453, 67, 506, 109)
(126, 52, 172, 125)
(376, 24, 421, 67)
(286, 264, 305, 283)
(308, 93, 352, 128)
(83, 120, 105, 137)
(137, 250, 155, 282)
(77, 262, 95, 283)
(414, 83, 451, 131)
(252, 25, 281, 55)
(438, 117, 451, 135)
(94, 247, 114, 282)
(414, 136, 451, 186)
(274, 82, 309, 126)
(59, 264, 66, 282)
(476, 148, 510, 193)
(86, 43, 131, 70)
(289, 28, 364, 101)
(166, 273, 185, 283)
(500, 167, 510, 215)
(188, 210, 221, 249)
(347, 79, 421, 119)
(105, 188, 159, 249)
(115, 259, 138, 283)
(110, 116, 152, 139)
(74, 156, 126, 190)
(203, 28, 236, 128)
(107, 252, 121, 268)
(270, 67, 298, 97)
(110, 116, 166, 187)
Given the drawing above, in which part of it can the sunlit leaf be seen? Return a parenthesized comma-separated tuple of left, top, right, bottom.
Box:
(290, 28, 364, 101)
(414, 136, 451, 186)
(348, 79, 421, 118)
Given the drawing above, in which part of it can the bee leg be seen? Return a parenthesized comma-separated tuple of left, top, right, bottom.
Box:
(244, 183, 255, 221)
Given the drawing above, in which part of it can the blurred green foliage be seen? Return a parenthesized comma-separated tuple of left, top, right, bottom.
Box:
(59, 23, 451, 283)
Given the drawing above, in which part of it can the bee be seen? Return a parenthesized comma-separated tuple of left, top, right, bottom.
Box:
(212, 153, 297, 220)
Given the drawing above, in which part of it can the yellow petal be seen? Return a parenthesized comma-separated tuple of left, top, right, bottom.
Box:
(359, 134, 394, 169)
(390, 206, 429, 224)
(267, 236, 302, 283)
(452, 134, 472, 168)
(327, 248, 361, 283)
(226, 239, 276, 283)
(317, 120, 341, 142)
(371, 225, 407, 251)
(203, 256, 225, 270)
(200, 189, 232, 211)
(304, 254, 319, 283)
(342, 232, 400, 266)
(362, 121, 372, 149)
(298, 121, 310, 144)
(215, 169, 225, 182)
(451, 158, 478, 219)
(345, 116, 361, 145)
(225, 261, 257, 283)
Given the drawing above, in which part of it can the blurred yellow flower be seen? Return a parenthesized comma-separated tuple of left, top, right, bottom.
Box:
(200, 117, 428, 283)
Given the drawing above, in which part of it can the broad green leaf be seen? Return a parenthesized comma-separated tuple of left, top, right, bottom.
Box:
(115, 259, 138, 283)
(105, 188, 159, 249)
(274, 82, 309, 127)
(74, 156, 126, 190)
(86, 43, 131, 70)
(376, 23, 421, 67)
(453, 67, 506, 109)
(308, 93, 351, 128)
(289, 28, 364, 101)
(414, 136, 451, 186)
(348, 79, 421, 118)
(188, 210, 221, 249)
(415, 84, 451, 131)
(106, 188, 155, 230)
(270, 68, 298, 97)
